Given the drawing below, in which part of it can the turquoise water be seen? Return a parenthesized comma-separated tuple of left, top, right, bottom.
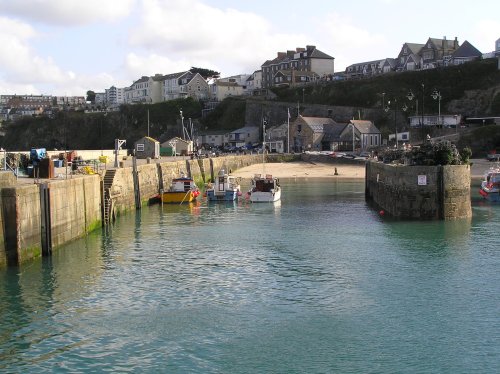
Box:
(1, 179, 499, 373)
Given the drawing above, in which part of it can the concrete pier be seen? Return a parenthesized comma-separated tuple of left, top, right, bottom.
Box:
(365, 161, 472, 220)
(0, 154, 266, 268)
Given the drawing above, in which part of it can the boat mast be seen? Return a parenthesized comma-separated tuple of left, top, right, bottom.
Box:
(262, 118, 266, 175)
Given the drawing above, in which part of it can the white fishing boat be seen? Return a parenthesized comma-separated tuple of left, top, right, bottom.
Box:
(247, 173, 281, 202)
(205, 169, 241, 201)
(247, 120, 282, 203)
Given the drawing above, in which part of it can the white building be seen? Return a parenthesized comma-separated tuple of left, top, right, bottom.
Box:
(125, 75, 163, 104)
(409, 114, 462, 128)
(105, 86, 125, 106)
(162, 71, 209, 101)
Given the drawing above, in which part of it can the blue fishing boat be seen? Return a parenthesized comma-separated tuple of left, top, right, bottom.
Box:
(205, 169, 241, 201)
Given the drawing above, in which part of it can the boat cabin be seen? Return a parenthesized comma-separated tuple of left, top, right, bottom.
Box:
(253, 174, 279, 192)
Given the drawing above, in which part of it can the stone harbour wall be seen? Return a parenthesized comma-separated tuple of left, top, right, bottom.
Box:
(365, 161, 471, 220)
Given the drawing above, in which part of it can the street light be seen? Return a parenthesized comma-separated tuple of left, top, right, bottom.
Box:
(385, 99, 398, 148)
(421, 83, 425, 129)
(406, 90, 415, 128)
(431, 89, 442, 126)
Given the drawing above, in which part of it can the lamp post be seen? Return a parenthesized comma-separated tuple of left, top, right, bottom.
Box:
(302, 88, 305, 103)
(385, 99, 398, 148)
(421, 83, 425, 129)
(431, 89, 442, 126)
(382, 92, 385, 109)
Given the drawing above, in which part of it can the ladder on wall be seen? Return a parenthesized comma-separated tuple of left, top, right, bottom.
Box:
(102, 169, 116, 225)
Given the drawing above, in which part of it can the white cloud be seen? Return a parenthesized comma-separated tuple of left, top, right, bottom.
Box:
(124, 53, 194, 77)
(128, 0, 308, 76)
(0, 16, 116, 95)
(470, 19, 500, 53)
(313, 12, 390, 71)
(0, 0, 136, 26)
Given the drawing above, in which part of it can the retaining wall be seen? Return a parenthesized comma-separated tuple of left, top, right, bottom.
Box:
(48, 175, 101, 247)
(0, 172, 17, 267)
(1, 185, 41, 266)
(365, 161, 472, 220)
(0, 154, 301, 268)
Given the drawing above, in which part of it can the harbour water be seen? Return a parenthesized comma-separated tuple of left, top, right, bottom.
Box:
(1, 179, 499, 373)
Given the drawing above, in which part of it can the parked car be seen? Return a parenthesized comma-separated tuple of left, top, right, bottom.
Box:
(341, 153, 356, 159)
(487, 153, 500, 162)
(330, 152, 346, 158)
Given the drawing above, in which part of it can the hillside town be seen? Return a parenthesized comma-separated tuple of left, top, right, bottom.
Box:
(1, 36, 499, 156)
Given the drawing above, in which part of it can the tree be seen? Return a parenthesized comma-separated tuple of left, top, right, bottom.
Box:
(86, 90, 96, 103)
(190, 67, 220, 79)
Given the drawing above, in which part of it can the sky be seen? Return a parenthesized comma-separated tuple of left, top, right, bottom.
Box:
(0, 0, 498, 97)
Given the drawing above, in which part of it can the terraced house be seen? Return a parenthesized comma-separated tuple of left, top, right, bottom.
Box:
(261, 45, 335, 88)
(345, 36, 482, 79)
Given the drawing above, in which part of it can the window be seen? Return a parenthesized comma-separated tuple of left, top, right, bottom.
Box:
(136, 143, 145, 152)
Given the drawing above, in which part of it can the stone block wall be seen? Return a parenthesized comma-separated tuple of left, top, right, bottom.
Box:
(365, 161, 471, 220)
(1, 185, 42, 266)
(49, 175, 101, 248)
(0, 154, 284, 268)
(443, 165, 472, 219)
(109, 167, 136, 215)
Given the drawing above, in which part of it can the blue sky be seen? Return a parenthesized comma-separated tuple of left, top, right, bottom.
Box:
(0, 0, 498, 96)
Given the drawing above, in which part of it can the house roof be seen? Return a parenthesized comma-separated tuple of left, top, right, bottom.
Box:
(261, 45, 334, 67)
(163, 137, 191, 145)
(299, 116, 336, 133)
(132, 76, 150, 85)
(231, 126, 258, 134)
(308, 46, 335, 60)
(350, 120, 380, 134)
(162, 71, 190, 80)
(322, 123, 347, 141)
(346, 59, 384, 71)
(404, 43, 425, 54)
(452, 40, 482, 58)
(427, 38, 458, 51)
(135, 136, 159, 143)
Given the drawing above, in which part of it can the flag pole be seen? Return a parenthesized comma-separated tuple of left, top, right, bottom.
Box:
(287, 108, 290, 153)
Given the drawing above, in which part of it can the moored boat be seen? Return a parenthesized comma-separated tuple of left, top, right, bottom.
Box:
(161, 175, 200, 203)
(206, 169, 241, 201)
(247, 173, 281, 203)
(479, 166, 500, 202)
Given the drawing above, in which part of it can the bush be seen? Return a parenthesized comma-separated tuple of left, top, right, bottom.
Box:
(380, 140, 463, 166)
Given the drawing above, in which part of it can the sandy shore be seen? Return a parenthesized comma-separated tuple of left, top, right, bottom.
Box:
(232, 158, 492, 180)
(232, 161, 365, 179)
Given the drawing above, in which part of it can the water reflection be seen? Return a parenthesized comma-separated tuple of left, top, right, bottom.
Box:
(1, 179, 499, 373)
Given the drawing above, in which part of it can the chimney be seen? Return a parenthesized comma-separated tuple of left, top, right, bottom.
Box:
(277, 52, 286, 59)
(454, 37, 458, 49)
(442, 36, 446, 49)
(296, 47, 305, 53)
